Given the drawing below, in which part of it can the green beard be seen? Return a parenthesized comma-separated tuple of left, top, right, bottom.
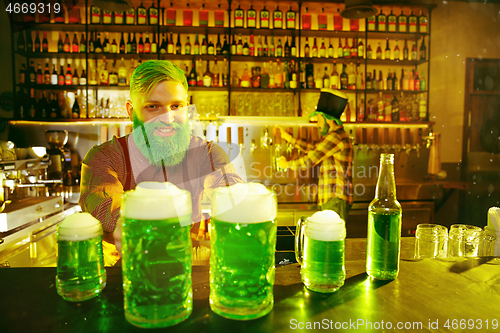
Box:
(132, 114, 191, 167)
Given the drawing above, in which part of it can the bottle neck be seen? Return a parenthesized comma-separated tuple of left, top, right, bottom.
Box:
(375, 154, 397, 200)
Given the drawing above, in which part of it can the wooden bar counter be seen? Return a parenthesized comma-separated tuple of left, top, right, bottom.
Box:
(1, 238, 500, 332)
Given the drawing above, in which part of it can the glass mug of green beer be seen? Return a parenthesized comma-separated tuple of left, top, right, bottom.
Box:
(295, 210, 346, 293)
(210, 183, 277, 320)
(121, 181, 193, 328)
(56, 213, 107, 302)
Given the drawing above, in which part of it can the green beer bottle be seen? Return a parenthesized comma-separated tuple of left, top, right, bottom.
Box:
(366, 153, 402, 280)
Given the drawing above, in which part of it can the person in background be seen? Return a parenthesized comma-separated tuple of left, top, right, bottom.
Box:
(79, 60, 243, 265)
(277, 88, 353, 220)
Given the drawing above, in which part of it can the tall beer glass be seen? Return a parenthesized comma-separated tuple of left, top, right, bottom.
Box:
(210, 183, 277, 320)
(295, 210, 346, 293)
(121, 181, 192, 328)
(56, 213, 107, 302)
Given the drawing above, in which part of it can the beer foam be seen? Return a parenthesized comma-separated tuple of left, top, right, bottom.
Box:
(212, 183, 277, 223)
(121, 181, 192, 222)
(305, 210, 346, 241)
(57, 213, 103, 241)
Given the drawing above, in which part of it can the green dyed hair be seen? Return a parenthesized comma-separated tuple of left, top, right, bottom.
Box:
(130, 60, 188, 102)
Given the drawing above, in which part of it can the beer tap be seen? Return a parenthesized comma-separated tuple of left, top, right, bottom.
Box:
(238, 127, 245, 152)
(226, 127, 232, 153)
(274, 129, 283, 172)
(251, 139, 257, 155)
(260, 128, 272, 149)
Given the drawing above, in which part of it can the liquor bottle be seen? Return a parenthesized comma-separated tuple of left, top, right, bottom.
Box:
(286, 6, 296, 29)
(302, 7, 311, 30)
(350, 18, 359, 32)
(357, 39, 364, 59)
(356, 64, 363, 90)
(115, 10, 124, 25)
(34, 32, 41, 52)
(109, 60, 118, 86)
(269, 36, 275, 57)
(273, 6, 283, 29)
(419, 36, 426, 60)
(151, 33, 157, 54)
(419, 72, 426, 91)
(119, 33, 125, 54)
(366, 72, 372, 90)
(408, 70, 414, 91)
(28, 61, 35, 83)
(26, 30, 33, 52)
(367, 14, 376, 31)
(91, 4, 101, 24)
(72, 94, 80, 119)
(19, 64, 26, 85)
(49, 93, 60, 119)
(367, 153, 402, 280)
(386, 71, 393, 90)
(334, 8, 343, 31)
(236, 35, 243, 55)
(183, 4, 193, 26)
(125, 6, 135, 25)
(393, 70, 399, 90)
(17, 31, 25, 52)
(263, 36, 269, 56)
(222, 35, 229, 55)
(103, 9, 112, 24)
(378, 70, 384, 91)
(203, 60, 212, 87)
(390, 94, 400, 121)
(317, 8, 327, 31)
(319, 38, 326, 58)
(393, 41, 400, 60)
(100, 57, 109, 85)
(327, 39, 333, 58)
(240, 37, 249, 56)
(411, 41, 417, 61)
(110, 38, 117, 53)
(330, 61, 339, 89)
(290, 36, 297, 57)
(137, 33, 144, 54)
(42, 32, 49, 52)
(212, 58, 220, 87)
(314, 67, 323, 89)
(78, 33, 85, 53)
(51, 65, 58, 85)
(215, 4, 224, 27)
(419, 11, 428, 33)
(351, 38, 358, 58)
(149, 1, 158, 25)
(193, 34, 200, 55)
(366, 43, 372, 59)
(175, 34, 182, 54)
(185, 36, 192, 55)
(343, 39, 350, 58)
(384, 39, 391, 60)
(387, 10, 397, 32)
(137, 1, 147, 25)
(126, 33, 133, 53)
(398, 10, 407, 33)
(199, 4, 208, 27)
(65, 63, 72, 85)
(118, 58, 127, 86)
(401, 69, 407, 90)
(418, 94, 427, 120)
(33, 64, 42, 85)
(231, 35, 237, 55)
(248, 34, 254, 56)
(403, 39, 408, 60)
(340, 64, 348, 90)
(241, 64, 251, 88)
(208, 37, 214, 55)
(37, 92, 48, 119)
(247, 5, 257, 28)
(94, 33, 102, 53)
(188, 59, 197, 86)
(144, 33, 151, 53)
(311, 38, 318, 58)
(167, 33, 174, 54)
(80, 68, 87, 85)
(347, 63, 356, 90)
(377, 10, 387, 32)
(166, 2, 176, 26)
(376, 42, 382, 59)
(88, 59, 98, 85)
(72, 66, 79, 85)
(58, 33, 64, 53)
(234, 4, 244, 28)
(414, 72, 420, 91)
(304, 39, 310, 58)
(103, 33, 110, 53)
(408, 11, 418, 33)
(58, 65, 65, 86)
(337, 38, 343, 58)
(260, 6, 270, 29)
(276, 38, 283, 57)
(201, 34, 208, 55)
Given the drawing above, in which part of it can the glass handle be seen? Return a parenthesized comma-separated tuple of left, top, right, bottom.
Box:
(295, 216, 306, 265)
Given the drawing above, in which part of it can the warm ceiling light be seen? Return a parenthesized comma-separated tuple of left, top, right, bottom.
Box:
(341, 0, 378, 19)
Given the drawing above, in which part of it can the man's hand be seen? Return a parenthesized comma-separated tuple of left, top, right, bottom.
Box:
(113, 218, 122, 257)
(277, 156, 289, 171)
(276, 126, 293, 143)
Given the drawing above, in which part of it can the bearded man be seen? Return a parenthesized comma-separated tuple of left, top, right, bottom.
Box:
(79, 60, 243, 264)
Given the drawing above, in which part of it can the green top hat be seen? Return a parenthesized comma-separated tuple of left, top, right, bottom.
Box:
(309, 88, 349, 124)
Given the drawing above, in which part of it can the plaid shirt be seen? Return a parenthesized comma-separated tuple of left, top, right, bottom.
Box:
(288, 125, 353, 205)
